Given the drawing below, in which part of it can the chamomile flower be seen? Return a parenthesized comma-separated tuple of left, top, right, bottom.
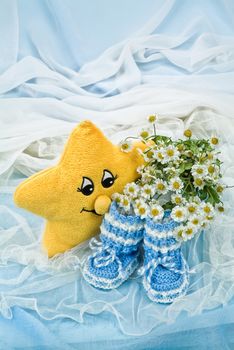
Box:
(111, 193, 122, 204)
(147, 114, 157, 124)
(134, 199, 141, 209)
(155, 179, 168, 194)
(217, 205, 224, 213)
(188, 214, 203, 228)
(120, 140, 133, 153)
(171, 194, 184, 205)
(119, 195, 131, 212)
(169, 177, 184, 192)
(164, 166, 178, 176)
(206, 163, 219, 176)
(149, 204, 164, 221)
(192, 196, 202, 205)
(204, 214, 215, 222)
(144, 148, 155, 162)
(206, 151, 217, 161)
(139, 128, 150, 140)
(182, 224, 198, 241)
(141, 184, 154, 199)
(184, 150, 194, 158)
(124, 182, 139, 198)
(177, 143, 184, 152)
(216, 183, 224, 193)
(209, 135, 219, 146)
(164, 145, 180, 162)
(206, 164, 220, 183)
(154, 148, 165, 163)
(134, 201, 149, 219)
(137, 165, 145, 175)
(193, 177, 205, 189)
(171, 206, 188, 222)
(200, 202, 214, 217)
(191, 164, 208, 178)
(186, 202, 199, 215)
(174, 226, 185, 241)
(184, 129, 192, 138)
(141, 172, 153, 184)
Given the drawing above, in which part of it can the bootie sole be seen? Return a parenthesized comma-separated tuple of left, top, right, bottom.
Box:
(83, 256, 139, 290)
(143, 258, 190, 304)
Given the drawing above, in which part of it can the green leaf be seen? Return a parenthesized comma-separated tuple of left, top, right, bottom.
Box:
(208, 187, 220, 204)
(178, 161, 193, 175)
(199, 190, 207, 200)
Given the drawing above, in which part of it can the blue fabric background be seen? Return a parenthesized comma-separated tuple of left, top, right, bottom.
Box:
(0, 0, 234, 349)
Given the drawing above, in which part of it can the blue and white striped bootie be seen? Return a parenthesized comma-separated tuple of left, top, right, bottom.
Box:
(83, 201, 144, 290)
(141, 211, 190, 303)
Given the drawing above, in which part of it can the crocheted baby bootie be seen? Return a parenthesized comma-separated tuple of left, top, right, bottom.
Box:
(83, 201, 144, 290)
(141, 211, 189, 303)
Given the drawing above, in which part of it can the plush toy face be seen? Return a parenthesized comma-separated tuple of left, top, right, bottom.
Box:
(14, 121, 144, 257)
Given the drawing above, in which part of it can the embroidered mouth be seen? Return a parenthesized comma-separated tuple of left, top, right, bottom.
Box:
(80, 208, 102, 216)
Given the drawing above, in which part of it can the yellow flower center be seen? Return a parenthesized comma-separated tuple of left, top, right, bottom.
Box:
(157, 183, 165, 191)
(184, 129, 192, 138)
(187, 151, 193, 157)
(129, 187, 135, 193)
(204, 206, 211, 213)
(177, 144, 184, 151)
(175, 197, 182, 204)
(186, 228, 193, 235)
(141, 131, 149, 139)
(173, 181, 180, 190)
(167, 149, 174, 157)
(175, 210, 183, 218)
(211, 137, 219, 145)
(177, 229, 183, 237)
(157, 152, 164, 160)
(116, 197, 121, 203)
(123, 199, 129, 206)
(192, 218, 199, 225)
(207, 153, 214, 160)
(217, 185, 223, 193)
(196, 168, 203, 174)
(148, 115, 156, 123)
(139, 207, 146, 215)
(218, 206, 224, 212)
(145, 188, 151, 194)
(147, 151, 154, 158)
(195, 178, 203, 186)
(151, 208, 159, 216)
(208, 165, 214, 174)
(188, 206, 196, 213)
(122, 143, 129, 150)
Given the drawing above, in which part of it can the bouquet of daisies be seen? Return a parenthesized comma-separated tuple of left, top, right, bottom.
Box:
(113, 115, 225, 242)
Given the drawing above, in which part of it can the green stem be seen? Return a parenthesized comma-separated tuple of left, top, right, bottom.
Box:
(153, 123, 156, 138)
(124, 136, 140, 141)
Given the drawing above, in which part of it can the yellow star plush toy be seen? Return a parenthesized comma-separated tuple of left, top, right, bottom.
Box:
(14, 121, 144, 257)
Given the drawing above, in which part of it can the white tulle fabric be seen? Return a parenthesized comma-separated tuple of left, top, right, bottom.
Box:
(0, 2, 234, 335)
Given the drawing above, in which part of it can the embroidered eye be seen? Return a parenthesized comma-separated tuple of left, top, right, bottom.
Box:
(101, 170, 117, 188)
(77, 177, 94, 196)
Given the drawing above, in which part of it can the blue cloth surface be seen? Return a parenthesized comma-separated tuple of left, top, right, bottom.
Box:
(0, 0, 234, 349)
(0, 304, 234, 350)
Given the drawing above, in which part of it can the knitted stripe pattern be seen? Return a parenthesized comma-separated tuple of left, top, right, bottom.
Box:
(142, 211, 190, 303)
(83, 201, 144, 290)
